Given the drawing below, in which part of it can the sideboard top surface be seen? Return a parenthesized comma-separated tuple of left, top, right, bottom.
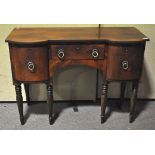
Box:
(5, 27, 149, 44)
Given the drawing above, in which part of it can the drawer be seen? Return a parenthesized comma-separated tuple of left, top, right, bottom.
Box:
(106, 44, 144, 80)
(50, 44, 105, 60)
(10, 46, 48, 82)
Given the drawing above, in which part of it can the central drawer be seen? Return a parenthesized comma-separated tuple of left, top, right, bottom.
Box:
(50, 44, 105, 60)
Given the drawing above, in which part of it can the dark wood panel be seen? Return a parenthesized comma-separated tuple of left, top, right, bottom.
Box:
(5, 27, 149, 44)
(9, 45, 49, 82)
(49, 59, 107, 79)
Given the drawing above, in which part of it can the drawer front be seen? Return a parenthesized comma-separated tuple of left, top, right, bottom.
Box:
(10, 46, 48, 82)
(107, 44, 144, 80)
(50, 44, 105, 60)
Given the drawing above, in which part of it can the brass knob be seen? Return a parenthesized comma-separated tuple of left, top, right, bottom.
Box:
(58, 49, 65, 59)
(122, 60, 129, 70)
(27, 61, 35, 72)
(92, 49, 99, 59)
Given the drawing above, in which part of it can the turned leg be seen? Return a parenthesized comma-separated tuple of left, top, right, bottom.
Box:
(101, 82, 108, 124)
(129, 81, 138, 123)
(15, 84, 24, 125)
(24, 83, 31, 106)
(117, 82, 127, 109)
(47, 84, 54, 125)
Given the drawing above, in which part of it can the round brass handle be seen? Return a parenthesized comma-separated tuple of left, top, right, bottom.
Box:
(92, 49, 99, 59)
(27, 61, 35, 72)
(122, 60, 129, 70)
(58, 49, 65, 59)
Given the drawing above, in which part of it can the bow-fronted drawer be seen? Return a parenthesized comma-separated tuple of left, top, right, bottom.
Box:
(9, 45, 49, 82)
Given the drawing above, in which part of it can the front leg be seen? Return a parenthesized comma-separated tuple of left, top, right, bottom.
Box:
(24, 83, 31, 106)
(101, 81, 108, 124)
(15, 84, 24, 125)
(117, 82, 127, 109)
(129, 81, 139, 123)
(47, 83, 54, 125)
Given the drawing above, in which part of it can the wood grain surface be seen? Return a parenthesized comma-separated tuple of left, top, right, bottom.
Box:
(5, 27, 149, 44)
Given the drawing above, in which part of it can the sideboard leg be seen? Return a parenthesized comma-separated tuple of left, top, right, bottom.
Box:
(129, 81, 138, 123)
(47, 84, 54, 125)
(24, 84, 31, 106)
(118, 82, 127, 109)
(101, 82, 108, 124)
(15, 84, 24, 125)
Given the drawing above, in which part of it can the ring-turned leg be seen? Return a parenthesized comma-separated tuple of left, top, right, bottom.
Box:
(118, 82, 127, 109)
(47, 84, 54, 125)
(24, 83, 31, 106)
(101, 81, 108, 124)
(129, 81, 138, 123)
(15, 84, 24, 125)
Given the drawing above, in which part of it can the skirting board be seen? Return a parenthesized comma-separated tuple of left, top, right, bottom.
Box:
(0, 98, 155, 104)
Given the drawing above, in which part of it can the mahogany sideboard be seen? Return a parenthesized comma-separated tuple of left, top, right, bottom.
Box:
(5, 27, 149, 125)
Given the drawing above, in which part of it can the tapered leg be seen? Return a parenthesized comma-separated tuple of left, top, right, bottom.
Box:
(101, 82, 108, 124)
(47, 84, 54, 125)
(118, 82, 127, 109)
(24, 84, 31, 106)
(129, 81, 138, 123)
(15, 84, 24, 125)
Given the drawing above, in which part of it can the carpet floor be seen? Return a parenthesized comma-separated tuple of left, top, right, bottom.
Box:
(0, 100, 155, 130)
